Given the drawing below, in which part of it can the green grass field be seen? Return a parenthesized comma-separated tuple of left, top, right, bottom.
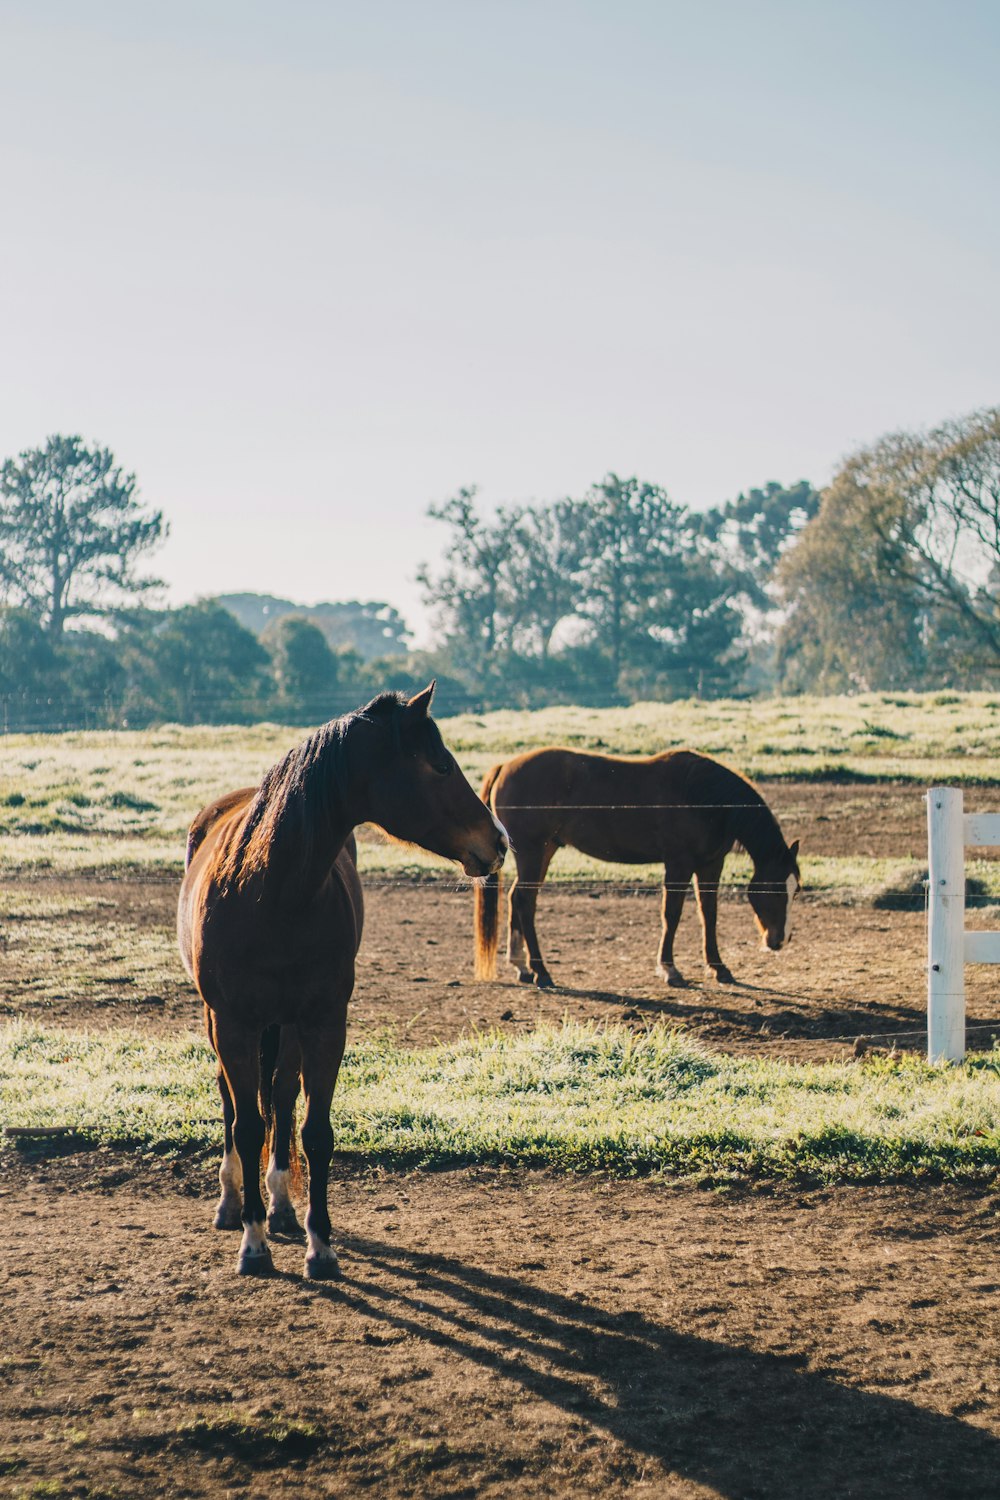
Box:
(3, 695, 999, 1188)
(2, 1020, 997, 1183)
(2, 691, 1000, 880)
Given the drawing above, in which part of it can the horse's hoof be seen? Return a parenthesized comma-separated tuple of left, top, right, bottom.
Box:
(304, 1251, 341, 1281)
(267, 1207, 303, 1239)
(708, 966, 735, 985)
(213, 1198, 244, 1231)
(236, 1245, 274, 1277)
(516, 969, 535, 985)
(533, 971, 555, 990)
(657, 964, 686, 988)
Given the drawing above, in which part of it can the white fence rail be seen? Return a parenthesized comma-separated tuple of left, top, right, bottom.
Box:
(926, 786, 1000, 1062)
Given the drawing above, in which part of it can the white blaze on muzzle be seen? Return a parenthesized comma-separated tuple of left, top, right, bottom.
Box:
(785, 873, 798, 940)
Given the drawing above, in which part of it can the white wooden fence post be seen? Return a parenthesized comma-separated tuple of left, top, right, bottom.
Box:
(926, 787, 966, 1063)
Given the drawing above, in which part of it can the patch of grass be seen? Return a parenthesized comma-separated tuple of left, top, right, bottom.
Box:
(171, 1412, 326, 1463)
(0, 899, 179, 1015)
(1, 1021, 997, 1184)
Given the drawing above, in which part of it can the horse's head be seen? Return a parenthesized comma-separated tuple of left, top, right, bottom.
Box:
(362, 683, 509, 879)
(747, 839, 800, 951)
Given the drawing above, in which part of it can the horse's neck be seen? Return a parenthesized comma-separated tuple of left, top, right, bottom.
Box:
(258, 736, 362, 901)
(274, 800, 357, 900)
(726, 786, 785, 869)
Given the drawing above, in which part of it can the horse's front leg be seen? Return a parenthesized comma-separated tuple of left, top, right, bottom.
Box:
(694, 858, 734, 984)
(214, 1018, 272, 1275)
(265, 1027, 304, 1239)
(213, 1061, 244, 1231)
(298, 1017, 347, 1280)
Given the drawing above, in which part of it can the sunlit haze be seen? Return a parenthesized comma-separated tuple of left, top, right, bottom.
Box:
(1, 0, 997, 640)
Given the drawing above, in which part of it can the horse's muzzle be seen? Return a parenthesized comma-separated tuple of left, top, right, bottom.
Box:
(463, 827, 508, 879)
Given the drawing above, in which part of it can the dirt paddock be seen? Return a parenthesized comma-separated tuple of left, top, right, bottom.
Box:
(1, 1157, 998, 1499)
(2, 781, 999, 1496)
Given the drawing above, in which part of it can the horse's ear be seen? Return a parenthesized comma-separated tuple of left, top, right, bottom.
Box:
(404, 681, 436, 721)
(788, 838, 800, 861)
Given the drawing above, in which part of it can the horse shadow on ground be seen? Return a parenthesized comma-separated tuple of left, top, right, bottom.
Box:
(309, 1234, 997, 1500)
(541, 981, 1000, 1047)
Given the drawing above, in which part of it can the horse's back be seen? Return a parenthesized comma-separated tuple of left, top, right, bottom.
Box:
(488, 746, 735, 866)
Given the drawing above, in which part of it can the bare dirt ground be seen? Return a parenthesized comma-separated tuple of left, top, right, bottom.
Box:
(1, 1158, 998, 1500)
(2, 780, 999, 1497)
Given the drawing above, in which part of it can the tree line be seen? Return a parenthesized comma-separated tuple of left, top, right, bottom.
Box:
(420, 405, 1000, 699)
(0, 409, 997, 730)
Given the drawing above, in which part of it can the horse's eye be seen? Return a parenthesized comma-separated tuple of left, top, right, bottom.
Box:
(431, 759, 452, 777)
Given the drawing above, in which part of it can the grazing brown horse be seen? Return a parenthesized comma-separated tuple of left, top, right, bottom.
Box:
(474, 747, 799, 990)
(178, 685, 508, 1278)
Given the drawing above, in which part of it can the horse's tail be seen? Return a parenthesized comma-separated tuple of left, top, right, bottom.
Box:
(474, 764, 505, 980)
(258, 1025, 303, 1195)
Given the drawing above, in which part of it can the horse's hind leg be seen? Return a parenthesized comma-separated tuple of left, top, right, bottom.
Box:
(265, 1027, 304, 1239)
(298, 1016, 347, 1280)
(509, 843, 556, 989)
(214, 1017, 272, 1276)
(694, 857, 734, 984)
(657, 862, 693, 987)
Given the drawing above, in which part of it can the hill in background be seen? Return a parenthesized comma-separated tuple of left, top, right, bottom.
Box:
(213, 594, 410, 660)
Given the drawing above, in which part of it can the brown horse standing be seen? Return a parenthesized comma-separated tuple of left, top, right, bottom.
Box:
(474, 747, 799, 989)
(178, 685, 508, 1278)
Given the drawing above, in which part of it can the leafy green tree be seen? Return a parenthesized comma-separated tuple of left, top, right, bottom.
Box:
(418, 476, 746, 702)
(777, 407, 1000, 689)
(573, 474, 743, 694)
(417, 488, 524, 680)
(694, 480, 820, 689)
(0, 435, 165, 638)
(697, 480, 819, 607)
(263, 615, 342, 721)
(216, 594, 410, 658)
(507, 500, 584, 659)
(56, 630, 129, 729)
(150, 601, 273, 723)
(776, 507, 930, 691)
(0, 608, 57, 729)
(0, 608, 53, 695)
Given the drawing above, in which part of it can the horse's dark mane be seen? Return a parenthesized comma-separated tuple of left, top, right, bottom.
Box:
(681, 752, 788, 867)
(217, 693, 408, 889)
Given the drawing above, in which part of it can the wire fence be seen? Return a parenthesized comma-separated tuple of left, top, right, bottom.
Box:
(4, 778, 1000, 1054)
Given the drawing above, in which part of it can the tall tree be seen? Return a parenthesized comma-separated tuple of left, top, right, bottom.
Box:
(0, 608, 57, 727)
(777, 407, 1000, 688)
(418, 477, 746, 700)
(573, 474, 742, 692)
(507, 499, 584, 659)
(416, 488, 524, 679)
(0, 435, 165, 637)
(262, 615, 354, 721)
(151, 601, 273, 723)
(697, 480, 820, 607)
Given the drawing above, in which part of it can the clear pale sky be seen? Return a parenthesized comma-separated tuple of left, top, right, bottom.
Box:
(1, 1, 997, 638)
